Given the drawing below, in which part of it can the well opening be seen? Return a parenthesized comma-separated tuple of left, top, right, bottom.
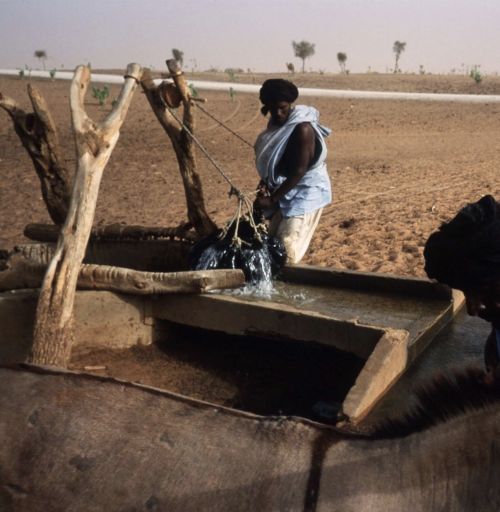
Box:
(69, 320, 366, 425)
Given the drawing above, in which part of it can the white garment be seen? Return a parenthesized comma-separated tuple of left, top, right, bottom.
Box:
(268, 208, 324, 264)
(254, 105, 332, 217)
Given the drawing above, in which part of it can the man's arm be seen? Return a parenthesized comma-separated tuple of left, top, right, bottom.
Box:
(257, 122, 315, 210)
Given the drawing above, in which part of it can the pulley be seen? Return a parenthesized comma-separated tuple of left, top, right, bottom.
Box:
(158, 81, 183, 109)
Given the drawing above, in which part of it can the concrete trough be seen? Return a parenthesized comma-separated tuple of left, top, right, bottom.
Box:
(0, 244, 463, 424)
(151, 264, 462, 423)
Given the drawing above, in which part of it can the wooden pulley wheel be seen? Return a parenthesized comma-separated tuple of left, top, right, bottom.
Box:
(159, 81, 182, 108)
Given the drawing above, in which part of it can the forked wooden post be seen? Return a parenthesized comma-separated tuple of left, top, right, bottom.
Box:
(29, 63, 142, 367)
(140, 60, 217, 237)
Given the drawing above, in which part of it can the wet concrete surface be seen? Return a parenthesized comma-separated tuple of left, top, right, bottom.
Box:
(367, 306, 491, 423)
(223, 281, 450, 344)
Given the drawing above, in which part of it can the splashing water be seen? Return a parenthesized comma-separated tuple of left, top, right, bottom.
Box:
(189, 215, 287, 287)
(224, 279, 278, 300)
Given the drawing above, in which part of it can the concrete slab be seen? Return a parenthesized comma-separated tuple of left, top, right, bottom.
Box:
(152, 294, 383, 359)
(0, 256, 462, 424)
(151, 264, 462, 423)
(0, 290, 155, 364)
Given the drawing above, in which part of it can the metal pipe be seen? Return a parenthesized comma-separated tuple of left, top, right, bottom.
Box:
(2, 69, 499, 103)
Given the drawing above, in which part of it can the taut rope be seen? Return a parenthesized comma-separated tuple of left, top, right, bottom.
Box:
(195, 103, 254, 148)
(160, 94, 264, 245)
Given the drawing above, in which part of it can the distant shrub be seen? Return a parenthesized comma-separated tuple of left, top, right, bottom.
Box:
(92, 85, 110, 106)
(49, 68, 57, 81)
(189, 83, 199, 98)
(226, 69, 238, 82)
(111, 98, 118, 107)
(18, 69, 25, 79)
(470, 65, 482, 84)
(419, 65, 426, 75)
(337, 52, 347, 73)
(229, 87, 236, 101)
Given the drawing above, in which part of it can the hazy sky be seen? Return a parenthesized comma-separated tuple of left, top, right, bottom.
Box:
(1, 0, 499, 75)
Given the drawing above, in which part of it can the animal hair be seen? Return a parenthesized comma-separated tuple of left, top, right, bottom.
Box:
(372, 365, 500, 439)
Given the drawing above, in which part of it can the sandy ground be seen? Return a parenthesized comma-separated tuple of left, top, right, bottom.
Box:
(3, 70, 500, 419)
(2, 70, 500, 278)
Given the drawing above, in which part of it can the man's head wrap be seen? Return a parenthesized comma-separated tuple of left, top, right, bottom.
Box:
(259, 79, 299, 116)
(424, 195, 500, 290)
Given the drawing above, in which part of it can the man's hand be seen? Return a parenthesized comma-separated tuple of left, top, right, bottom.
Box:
(256, 195, 276, 210)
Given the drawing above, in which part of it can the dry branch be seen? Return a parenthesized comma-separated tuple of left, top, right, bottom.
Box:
(0, 253, 245, 294)
(78, 266, 244, 293)
(30, 63, 142, 368)
(24, 222, 199, 244)
(0, 87, 71, 224)
(140, 62, 217, 237)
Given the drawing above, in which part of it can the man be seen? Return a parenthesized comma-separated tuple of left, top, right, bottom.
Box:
(424, 194, 500, 377)
(254, 79, 332, 264)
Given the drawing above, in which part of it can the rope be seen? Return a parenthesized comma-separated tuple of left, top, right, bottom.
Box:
(123, 74, 150, 84)
(195, 103, 254, 148)
(165, 102, 242, 197)
(158, 89, 264, 246)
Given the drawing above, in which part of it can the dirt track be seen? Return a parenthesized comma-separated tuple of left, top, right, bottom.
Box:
(2, 71, 500, 278)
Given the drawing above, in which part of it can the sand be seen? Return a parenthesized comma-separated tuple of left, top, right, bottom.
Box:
(2, 70, 500, 278)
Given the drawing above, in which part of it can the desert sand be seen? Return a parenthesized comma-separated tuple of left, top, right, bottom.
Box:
(2, 70, 500, 279)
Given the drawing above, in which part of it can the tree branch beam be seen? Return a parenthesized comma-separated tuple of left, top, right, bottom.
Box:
(0, 253, 245, 294)
(24, 222, 199, 244)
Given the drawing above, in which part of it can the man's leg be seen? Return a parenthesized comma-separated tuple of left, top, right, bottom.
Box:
(276, 208, 323, 264)
(267, 209, 283, 238)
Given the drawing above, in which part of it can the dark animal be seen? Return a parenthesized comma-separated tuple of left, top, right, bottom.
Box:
(1, 365, 500, 511)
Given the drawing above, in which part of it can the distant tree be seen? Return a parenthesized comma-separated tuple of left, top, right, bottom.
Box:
(337, 52, 347, 73)
(34, 50, 48, 70)
(172, 48, 184, 68)
(392, 41, 406, 74)
(292, 40, 315, 73)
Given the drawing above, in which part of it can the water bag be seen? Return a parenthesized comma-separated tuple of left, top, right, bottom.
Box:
(189, 212, 287, 284)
